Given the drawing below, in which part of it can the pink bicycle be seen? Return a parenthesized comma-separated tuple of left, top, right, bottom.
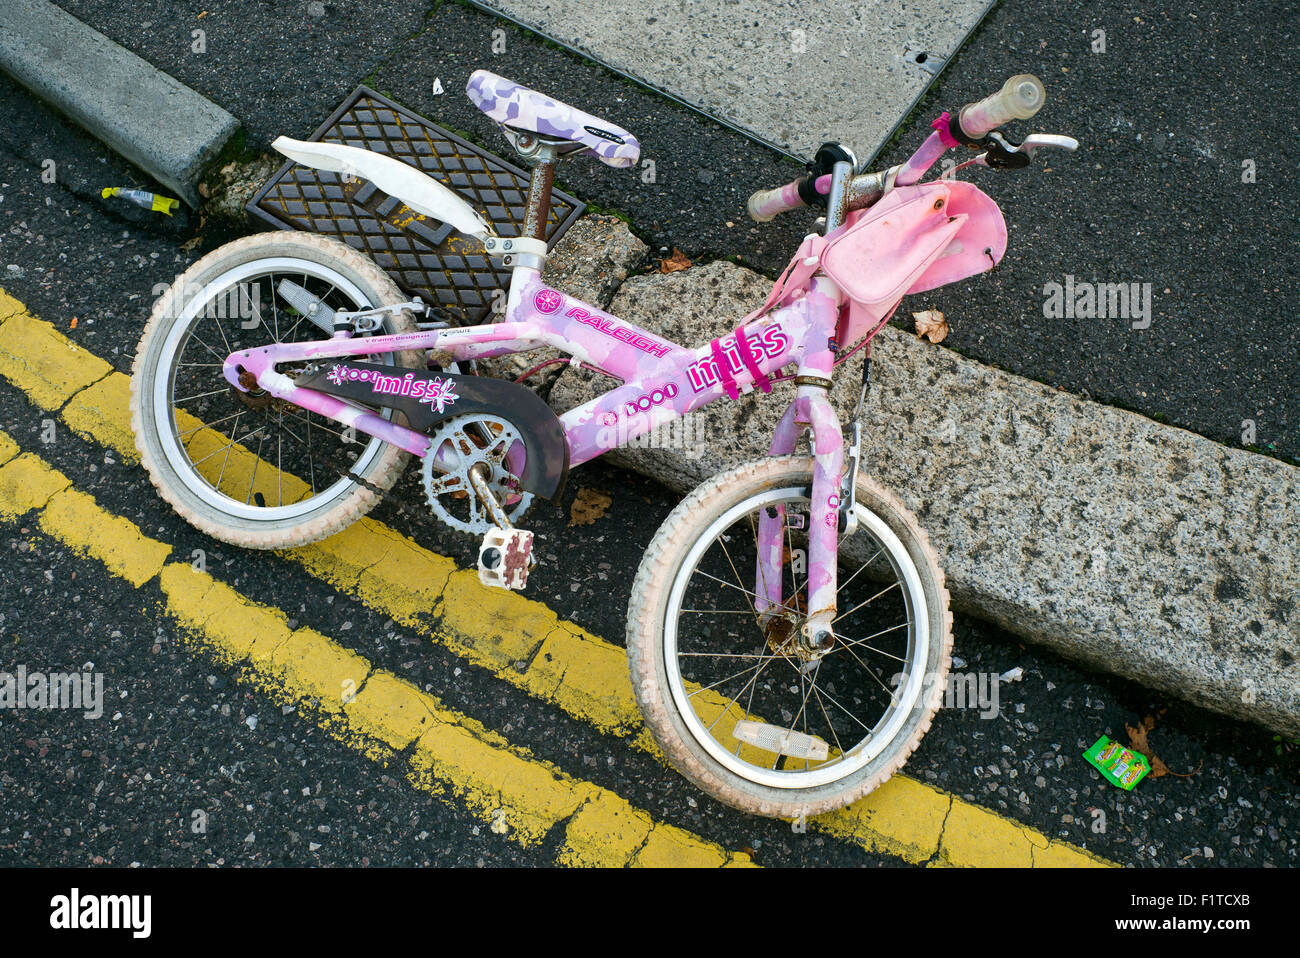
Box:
(132, 71, 1076, 817)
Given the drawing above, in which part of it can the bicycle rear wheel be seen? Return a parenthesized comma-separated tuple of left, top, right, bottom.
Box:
(131, 232, 424, 549)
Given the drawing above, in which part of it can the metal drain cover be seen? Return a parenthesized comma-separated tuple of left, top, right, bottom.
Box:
(247, 85, 584, 325)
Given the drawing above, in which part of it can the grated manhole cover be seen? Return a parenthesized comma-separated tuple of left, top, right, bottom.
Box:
(247, 85, 584, 325)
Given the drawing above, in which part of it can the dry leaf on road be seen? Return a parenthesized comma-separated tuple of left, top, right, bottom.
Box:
(1125, 714, 1201, 779)
(569, 488, 612, 527)
(659, 248, 692, 273)
(912, 310, 948, 343)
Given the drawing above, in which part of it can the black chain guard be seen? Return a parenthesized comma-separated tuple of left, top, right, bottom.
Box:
(296, 360, 568, 500)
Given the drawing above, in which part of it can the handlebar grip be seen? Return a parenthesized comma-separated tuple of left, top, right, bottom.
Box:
(747, 180, 806, 222)
(958, 74, 1046, 140)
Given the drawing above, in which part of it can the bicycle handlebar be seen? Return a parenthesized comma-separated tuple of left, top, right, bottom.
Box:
(957, 74, 1045, 140)
(746, 74, 1048, 222)
(747, 180, 804, 222)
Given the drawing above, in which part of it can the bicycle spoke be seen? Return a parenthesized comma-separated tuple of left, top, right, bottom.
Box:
(776, 656, 875, 733)
(716, 533, 761, 625)
(687, 658, 774, 700)
(705, 655, 778, 734)
(268, 274, 282, 342)
(177, 411, 242, 438)
(826, 621, 912, 663)
(214, 413, 243, 491)
(245, 433, 266, 504)
(679, 608, 755, 616)
(693, 569, 766, 607)
(174, 387, 230, 404)
(837, 544, 886, 596)
(207, 309, 233, 357)
(184, 332, 230, 366)
(188, 423, 266, 468)
(678, 651, 772, 659)
(832, 580, 902, 625)
(810, 684, 846, 756)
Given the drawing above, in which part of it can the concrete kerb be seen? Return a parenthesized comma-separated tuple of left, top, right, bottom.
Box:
(543, 223, 1300, 738)
(0, 0, 240, 207)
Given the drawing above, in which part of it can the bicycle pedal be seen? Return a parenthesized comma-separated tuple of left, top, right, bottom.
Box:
(478, 528, 535, 590)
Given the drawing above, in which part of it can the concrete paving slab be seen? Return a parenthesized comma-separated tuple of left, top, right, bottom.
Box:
(471, 0, 993, 159)
(0, 0, 239, 206)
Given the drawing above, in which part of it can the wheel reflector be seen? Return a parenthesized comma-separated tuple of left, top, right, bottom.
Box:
(732, 721, 829, 761)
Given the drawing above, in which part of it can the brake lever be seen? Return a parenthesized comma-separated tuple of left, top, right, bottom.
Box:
(967, 131, 1081, 171)
(1019, 133, 1080, 156)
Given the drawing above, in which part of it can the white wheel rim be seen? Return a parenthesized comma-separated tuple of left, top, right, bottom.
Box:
(152, 257, 389, 522)
(663, 484, 930, 790)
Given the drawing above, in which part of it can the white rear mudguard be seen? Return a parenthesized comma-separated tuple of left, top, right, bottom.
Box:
(272, 136, 493, 240)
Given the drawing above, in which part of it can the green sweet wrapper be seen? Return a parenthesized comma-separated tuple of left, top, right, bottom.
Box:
(1083, 735, 1150, 790)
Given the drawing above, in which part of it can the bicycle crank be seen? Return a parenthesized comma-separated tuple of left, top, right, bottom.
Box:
(468, 462, 535, 591)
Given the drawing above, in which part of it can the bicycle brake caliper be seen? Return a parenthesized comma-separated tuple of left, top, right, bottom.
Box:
(841, 420, 861, 536)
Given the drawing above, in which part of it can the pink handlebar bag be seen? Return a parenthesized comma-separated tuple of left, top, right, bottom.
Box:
(747, 180, 1008, 350)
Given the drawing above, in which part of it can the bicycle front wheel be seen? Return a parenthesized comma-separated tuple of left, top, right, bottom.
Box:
(627, 456, 952, 818)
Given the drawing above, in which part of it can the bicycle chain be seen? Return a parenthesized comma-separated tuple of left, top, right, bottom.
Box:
(278, 363, 425, 524)
(333, 457, 422, 523)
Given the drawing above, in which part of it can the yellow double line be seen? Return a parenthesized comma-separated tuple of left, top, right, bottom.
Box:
(0, 433, 749, 866)
(0, 286, 1113, 867)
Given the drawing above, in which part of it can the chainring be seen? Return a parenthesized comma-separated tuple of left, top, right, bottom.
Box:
(421, 414, 534, 533)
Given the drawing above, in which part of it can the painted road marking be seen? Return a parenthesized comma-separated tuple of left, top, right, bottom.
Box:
(0, 430, 751, 867)
(0, 289, 1114, 867)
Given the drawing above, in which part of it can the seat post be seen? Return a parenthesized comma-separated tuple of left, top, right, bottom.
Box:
(522, 158, 556, 241)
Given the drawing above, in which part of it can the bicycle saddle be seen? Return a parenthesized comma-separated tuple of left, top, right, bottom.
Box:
(466, 70, 641, 169)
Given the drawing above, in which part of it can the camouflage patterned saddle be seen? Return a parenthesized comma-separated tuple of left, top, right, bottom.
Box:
(465, 70, 641, 169)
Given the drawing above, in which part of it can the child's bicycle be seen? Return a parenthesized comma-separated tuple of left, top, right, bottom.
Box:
(131, 71, 1076, 818)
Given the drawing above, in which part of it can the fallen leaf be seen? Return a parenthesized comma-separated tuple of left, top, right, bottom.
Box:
(68, 317, 78, 329)
(569, 488, 612, 527)
(912, 310, 948, 343)
(659, 248, 692, 273)
(181, 235, 202, 252)
(1160, 758, 1204, 779)
(1125, 714, 1156, 755)
(1124, 714, 1201, 779)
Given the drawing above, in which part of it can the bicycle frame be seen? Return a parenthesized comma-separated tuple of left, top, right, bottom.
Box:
(223, 261, 849, 633)
(221, 118, 974, 635)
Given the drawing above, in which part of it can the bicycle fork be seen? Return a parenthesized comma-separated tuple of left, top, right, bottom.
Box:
(755, 386, 844, 652)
